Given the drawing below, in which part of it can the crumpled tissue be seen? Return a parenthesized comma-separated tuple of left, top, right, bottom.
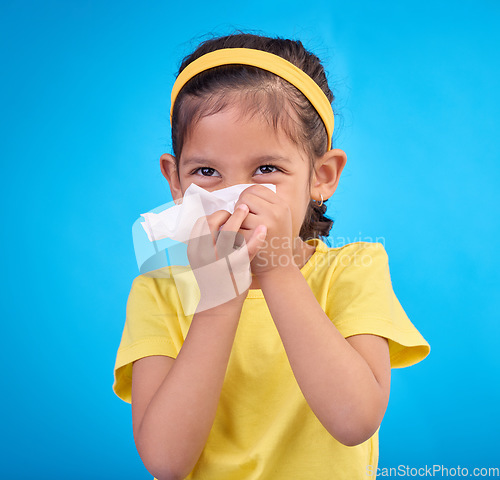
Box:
(140, 183, 276, 244)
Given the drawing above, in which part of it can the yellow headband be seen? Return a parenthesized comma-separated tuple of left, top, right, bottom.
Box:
(170, 48, 334, 150)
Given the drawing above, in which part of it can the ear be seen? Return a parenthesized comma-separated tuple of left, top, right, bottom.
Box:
(160, 153, 184, 204)
(311, 148, 347, 202)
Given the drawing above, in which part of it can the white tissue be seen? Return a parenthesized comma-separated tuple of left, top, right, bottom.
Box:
(140, 183, 277, 243)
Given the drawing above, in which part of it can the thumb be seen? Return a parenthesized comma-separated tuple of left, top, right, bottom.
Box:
(246, 225, 267, 261)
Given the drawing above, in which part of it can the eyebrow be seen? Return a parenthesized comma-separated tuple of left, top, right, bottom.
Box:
(182, 154, 293, 167)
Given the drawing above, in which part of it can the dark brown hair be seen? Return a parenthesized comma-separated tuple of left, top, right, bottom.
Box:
(171, 32, 337, 244)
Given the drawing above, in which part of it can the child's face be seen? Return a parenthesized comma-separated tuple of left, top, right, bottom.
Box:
(170, 104, 315, 241)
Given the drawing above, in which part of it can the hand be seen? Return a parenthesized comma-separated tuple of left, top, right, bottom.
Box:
(186, 204, 267, 310)
(234, 185, 295, 277)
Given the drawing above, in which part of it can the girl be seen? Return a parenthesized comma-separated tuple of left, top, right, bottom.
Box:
(113, 32, 430, 480)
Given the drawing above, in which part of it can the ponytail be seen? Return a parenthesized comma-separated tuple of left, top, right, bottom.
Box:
(299, 200, 334, 246)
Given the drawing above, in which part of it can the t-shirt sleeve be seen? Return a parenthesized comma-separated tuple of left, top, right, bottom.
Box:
(324, 242, 430, 368)
(112, 274, 180, 404)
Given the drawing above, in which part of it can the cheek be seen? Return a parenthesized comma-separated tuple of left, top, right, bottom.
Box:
(289, 202, 309, 231)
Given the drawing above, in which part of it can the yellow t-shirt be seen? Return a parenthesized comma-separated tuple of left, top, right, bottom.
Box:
(113, 238, 430, 479)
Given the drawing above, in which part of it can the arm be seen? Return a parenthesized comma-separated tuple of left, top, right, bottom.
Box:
(132, 204, 266, 479)
(132, 294, 246, 480)
(258, 265, 391, 447)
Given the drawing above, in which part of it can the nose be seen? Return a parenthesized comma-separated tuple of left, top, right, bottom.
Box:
(218, 179, 258, 190)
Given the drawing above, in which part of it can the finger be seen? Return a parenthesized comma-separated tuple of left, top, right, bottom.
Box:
(189, 215, 215, 256)
(226, 224, 266, 263)
(233, 230, 246, 249)
(190, 214, 210, 239)
(187, 216, 206, 254)
(235, 193, 275, 218)
(216, 205, 249, 256)
(192, 210, 231, 249)
(215, 230, 238, 259)
(219, 204, 250, 233)
(189, 213, 225, 255)
(188, 217, 217, 265)
(227, 226, 266, 291)
(202, 211, 230, 261)
(206, 210, 231, 237)
(228, 225, 267, 283)
(236, 184, 279, 208)
(239, 184, 278, 201)
(235, 211, 261, 233)
(244, 224, 268, 261)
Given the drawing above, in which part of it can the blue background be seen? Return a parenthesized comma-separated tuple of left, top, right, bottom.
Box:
(2, 1, 499, 478)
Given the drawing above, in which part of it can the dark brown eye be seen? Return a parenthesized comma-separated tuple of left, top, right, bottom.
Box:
(256, 165, 279, 175)
(192, 167, 220, 177)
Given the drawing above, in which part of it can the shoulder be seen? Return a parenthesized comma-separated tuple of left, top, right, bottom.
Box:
(334, 241, 388, 272)
(302, 240, 389, 304)
(128, 265, 194, 306)
(131, 264, 193, 288)
(310, 239, 388, 277)
(328, 240, 387, 258)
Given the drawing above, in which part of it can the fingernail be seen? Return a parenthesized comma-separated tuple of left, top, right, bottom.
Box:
(238, 204, 249, 212)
